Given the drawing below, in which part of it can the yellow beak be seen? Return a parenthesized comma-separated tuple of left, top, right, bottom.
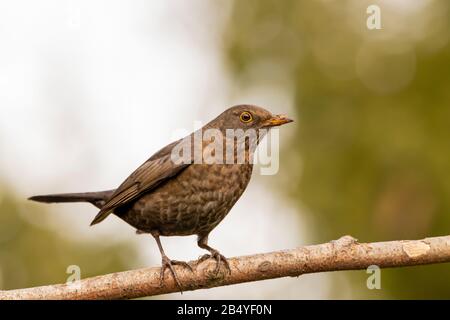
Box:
(264, 114, 293, 127)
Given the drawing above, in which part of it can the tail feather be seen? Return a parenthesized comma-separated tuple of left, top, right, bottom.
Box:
(29, 190, 115, 209)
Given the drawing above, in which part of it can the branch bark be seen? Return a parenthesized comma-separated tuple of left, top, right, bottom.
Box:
(1, 235, 450, 300)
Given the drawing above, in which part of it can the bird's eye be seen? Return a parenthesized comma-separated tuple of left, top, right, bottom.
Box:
(239, 111, 253, 123)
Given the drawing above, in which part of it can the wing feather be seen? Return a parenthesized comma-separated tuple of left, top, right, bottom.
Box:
(90, 138, 190, 225)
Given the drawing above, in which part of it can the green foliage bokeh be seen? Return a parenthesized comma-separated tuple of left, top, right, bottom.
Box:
(0, 187, 137, 290)
(223, 0, 450, 298)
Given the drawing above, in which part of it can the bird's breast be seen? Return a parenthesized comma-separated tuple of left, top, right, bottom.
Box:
(121, 163, 253, 236)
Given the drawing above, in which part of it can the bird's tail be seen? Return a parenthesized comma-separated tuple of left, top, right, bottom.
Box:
(29, 190, 115, 209)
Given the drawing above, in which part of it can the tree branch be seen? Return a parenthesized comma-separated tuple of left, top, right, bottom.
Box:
(1, 235, 450, 300)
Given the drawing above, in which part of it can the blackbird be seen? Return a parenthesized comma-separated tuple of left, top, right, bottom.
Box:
(29, 105, 293, 290)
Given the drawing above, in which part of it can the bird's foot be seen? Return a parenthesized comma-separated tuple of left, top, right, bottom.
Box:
(198, 250, 231, 275)
(159, 256, 194, 293)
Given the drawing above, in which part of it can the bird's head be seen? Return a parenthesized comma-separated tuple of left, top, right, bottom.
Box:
(208, 105, 293, 131)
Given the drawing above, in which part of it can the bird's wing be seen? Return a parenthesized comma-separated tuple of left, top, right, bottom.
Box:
(90, 138, 190, 225)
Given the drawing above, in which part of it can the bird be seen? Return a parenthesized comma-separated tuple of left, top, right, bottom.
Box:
(29, 105, 293, 290)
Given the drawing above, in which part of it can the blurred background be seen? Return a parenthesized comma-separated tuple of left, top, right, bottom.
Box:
(0, 0, 449, 299)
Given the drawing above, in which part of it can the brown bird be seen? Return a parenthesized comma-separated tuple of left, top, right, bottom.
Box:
(29, 105, 293, 290)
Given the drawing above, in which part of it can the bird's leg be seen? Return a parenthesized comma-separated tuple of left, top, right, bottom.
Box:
(196, 234, 231, 275)
(148, 230, 193, 292)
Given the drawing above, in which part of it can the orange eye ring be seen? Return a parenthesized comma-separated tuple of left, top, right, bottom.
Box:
(239, 111, 253, 123)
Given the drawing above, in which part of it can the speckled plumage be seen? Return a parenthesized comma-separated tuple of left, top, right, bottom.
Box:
(118, 163, 253, 237)
(29, 105, 292, 291)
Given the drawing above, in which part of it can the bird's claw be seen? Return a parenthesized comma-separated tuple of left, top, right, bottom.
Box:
(159, 256, 194, 293)
(198, 250, 231, 275)
(171, 260, 194, 273)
